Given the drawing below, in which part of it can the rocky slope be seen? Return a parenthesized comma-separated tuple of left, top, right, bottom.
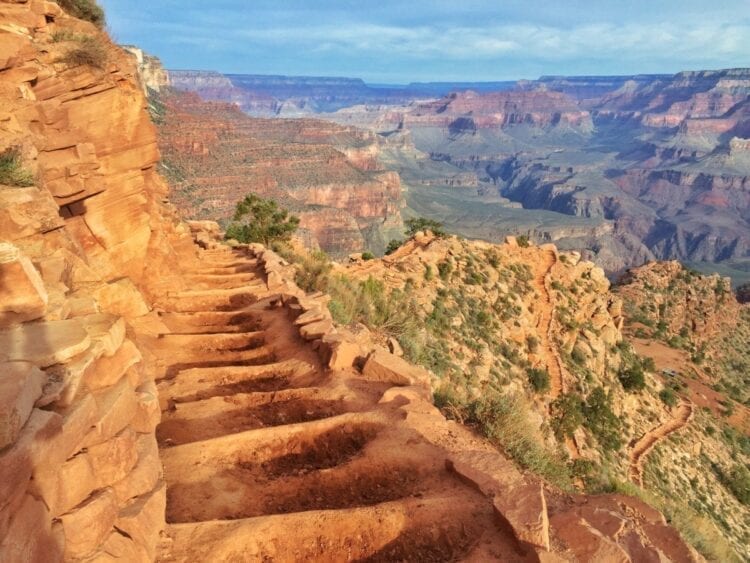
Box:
(614, 262, 750, 558)
(155, 89, 404, 256)
(330, 234, 750, 560)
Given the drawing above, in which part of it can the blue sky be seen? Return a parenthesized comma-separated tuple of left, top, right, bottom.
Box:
(99, 0, 750, 83)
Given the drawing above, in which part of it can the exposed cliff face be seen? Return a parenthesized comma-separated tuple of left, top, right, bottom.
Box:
(156, 89, 404, 256)
(121, 46, 170, 93)
(0, 1, 191, 559)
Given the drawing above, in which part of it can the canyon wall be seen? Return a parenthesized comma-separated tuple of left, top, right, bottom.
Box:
(156, 90, 404, 256)
(0, 2, 197, 559)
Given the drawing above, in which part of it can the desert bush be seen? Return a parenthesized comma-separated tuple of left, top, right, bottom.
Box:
(618, 363, 646, 391)
(51, 29, 87, 42)
(293, 250, 331, 293)
(582, 387, 622, 451)
(526, 335, 539, 353)
(0, 148, 34, 187)
(58, 35, 108, 69)
(437, 259, 452, 280)
(361, 251, 374, 261)
(517, 235, 530, 247)
(527, 367, 550, 393)
(225, 194, 300, 246)
(659, 387, 678, 407)
(551, 393, 584, 439)
(56, 0, 105, 26)
(725, 464, 750, 505)
(404, 217, 446, 238)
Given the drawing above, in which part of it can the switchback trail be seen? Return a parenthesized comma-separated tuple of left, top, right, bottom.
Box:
(629, 401, 694, 486)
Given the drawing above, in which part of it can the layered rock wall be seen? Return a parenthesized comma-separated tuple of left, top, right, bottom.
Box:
(0, 2, 197, 559)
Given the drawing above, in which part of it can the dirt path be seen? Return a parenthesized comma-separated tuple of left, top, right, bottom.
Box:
(534, 250, 564, 400)
(152, 246, 534, 562)
(533, 250, 580, 459)
(628, 401, 694, 486)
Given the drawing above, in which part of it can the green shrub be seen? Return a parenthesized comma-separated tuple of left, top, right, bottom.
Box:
(404, 217, 446, 238)
(618, 364, 646, 391)
(582, 387, 622, 451)
(527, 367, 550, 393)
(0, 148, 34, 187)
(551, 393, 584, 439)
(225, 194, 300, 246)
(517, 235, 530, 247)
(385, 239, 403, 255)
(56, 0, 105, 26)
(51, 29, 87, 42)
(58, 35, 108, 69)
(725, 464, 750, 505)
(437, 260, 452, 280)
(570, 346, 587, 365)
(361, 251, 374, 261)
(526, 335, 539, 353)
(659, 387, 678, 407)
(293, 250, 331, 293)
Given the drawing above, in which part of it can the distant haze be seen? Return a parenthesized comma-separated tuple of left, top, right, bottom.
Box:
(99, 0, 750, 83)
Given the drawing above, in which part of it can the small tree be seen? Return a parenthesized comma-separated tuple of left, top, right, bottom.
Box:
(405, 217, 446, 238)
(225, 194, 300, 246)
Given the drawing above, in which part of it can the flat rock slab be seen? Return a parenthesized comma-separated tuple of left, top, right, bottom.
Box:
(0, 319, 91, 367)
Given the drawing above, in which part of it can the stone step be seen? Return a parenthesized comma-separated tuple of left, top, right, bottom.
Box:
(157, 311, 261, 335)
(165, 287, 263, 313)
(161, 494, 512, 562)
(156, 331, 266, 353)
(157, 387, 350, 446)
(157, 358, 317, 403)
(158, 345, 277, 381)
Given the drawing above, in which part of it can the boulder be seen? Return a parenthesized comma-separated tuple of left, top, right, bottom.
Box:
(115, 482, 166, 560)
(299, 319, 334, 341)
(0, 495, 63, 562)
(0, 318, 90, 368)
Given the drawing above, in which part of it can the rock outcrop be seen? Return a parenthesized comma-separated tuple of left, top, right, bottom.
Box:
(0, 1, 184, 559)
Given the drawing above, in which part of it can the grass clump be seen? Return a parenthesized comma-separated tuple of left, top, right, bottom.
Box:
(437, 391, 572, 489)
(56, 0, 105, 27)
(58, 35, 108, 69)
(0, 148, 34, 187)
